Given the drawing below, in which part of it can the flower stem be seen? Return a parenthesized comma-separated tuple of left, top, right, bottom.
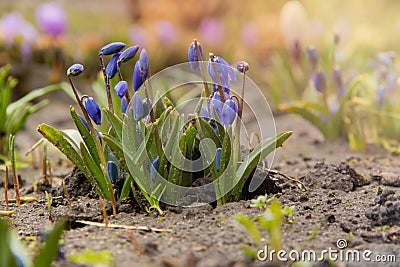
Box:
(4, 165, 9, 211)
(9, 134, 20, 207)
(98, 54, 114, 113)
(194, 39, 210, 97)
(68, 76, 117, 215)
(209, 53, 226, 103)
(117, 63, 131, 103)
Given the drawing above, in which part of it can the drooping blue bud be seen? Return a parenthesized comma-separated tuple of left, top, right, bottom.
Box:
(221, 98, 238, 127)
(306, 46, 319, 70)
(188, 41, 203, 71)
(114, 80, 128, 98)
(105, 52, 121, 79)
(138, 49, 149, 71)
(133, 91, 145, 121)
(215, 147, 222, 172)
(67, 63, 84, 76)
(150, 156, 160, 183)
(312, 69, 327, 93)
(236, 61, 249, 73)
(119, 45, 139, 63)
(121, 96, 128, 114)
(100, 42, 126, 55)
(330, 68, 344, 97)
(107, 161, 119, 183)
(83, 97, 102, 125)
(133, 60, 148, 91)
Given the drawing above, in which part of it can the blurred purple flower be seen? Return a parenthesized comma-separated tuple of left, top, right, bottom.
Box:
(129, 25, 147, 47)
(36, 2, 67, 38)
(241, 22, 259, 46)
(154, 20, 177, 45)
(0, 12, 37, 44)
(199, 18, 224, 46)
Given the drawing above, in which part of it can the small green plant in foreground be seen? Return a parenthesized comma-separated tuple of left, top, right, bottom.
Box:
(236, 198, 295, 259)
(38, 39, 292, 214)
(0, 65, 66, 163)
(0, 219, 66, 267)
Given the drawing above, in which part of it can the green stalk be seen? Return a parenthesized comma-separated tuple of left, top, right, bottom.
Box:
(98, 54, 114, 113)
(9, 134, 20, 207)
(209, 53, 226, 103)
(193, 39, 210, 97)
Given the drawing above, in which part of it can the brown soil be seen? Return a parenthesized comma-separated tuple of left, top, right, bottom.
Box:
(1, 101, 400, 267)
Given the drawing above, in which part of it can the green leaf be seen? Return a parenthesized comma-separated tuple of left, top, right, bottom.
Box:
(102, 134, 124, 159)
(119, 175, 133, 201)
(69, 249, 114, 267)
(33, 220, 66, 267)
(196, 117, 221, 147)
(38, 124, 92, 182)
(235, 214, 261, 246)
(104, 109, 123, 141)
(80, 143, 109, 198)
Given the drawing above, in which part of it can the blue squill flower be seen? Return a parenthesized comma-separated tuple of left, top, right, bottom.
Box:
(215, 147, 222, 172)
(107, 161, 119, 184)
(78, 114, 102, 144)
(133, 60, 148, 91)
(100, 42, 126, 55)
(150, 156, 160, 183)
(67, 63, 84, 76)
(312, 69, 327, 93)
(208, 55, 236, 94)
(188, 41, 203, 71)
(133, 91, 147, 121)
(221, 98, 238, 127)
(83, 97, 102, 125)
(209, 92, 224, 119)
(330, 68, 344, 97)
(106, 52, 121, 79)
(121, 97, 128, 114)
(119, 45, 139, 63)
(114, 80, 128, 98)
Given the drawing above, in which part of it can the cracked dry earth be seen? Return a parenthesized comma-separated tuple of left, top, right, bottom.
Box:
(1, 102, 400, 267)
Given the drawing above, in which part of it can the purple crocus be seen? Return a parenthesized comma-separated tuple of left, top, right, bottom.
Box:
(199, 18, 224, 46)
(36, 2, 67, 38)
(154, 20, 177, 45)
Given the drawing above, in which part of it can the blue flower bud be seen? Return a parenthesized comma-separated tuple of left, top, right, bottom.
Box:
(221, 98, 238, 127)
(100, 42, 126, 55)
(312, 69, 327, 93)
(188, 41, 203, 71)
(306, 46, 319, 69)
(330, 68, 344, 97)
(133, 91, 145, 121)
(83, 97, 102, 125)
(150, 156, 160, 183)
(67, 63, 84, 76)
(94, 128, 102, 145)
(236, 61, 249, 73)
(107, 161, 119, 184)
(105, 52, 121, 79)
(121, 96, 128, 114)
(114, 80, 128, 98)
(138, 49, 149, 71)
(133, 61, 147, 91)
(119, 45, 139, 63)
(215, 147, 222, 172)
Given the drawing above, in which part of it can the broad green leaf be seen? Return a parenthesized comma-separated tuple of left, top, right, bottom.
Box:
(196, 117, 221, 147)
(80, 143, 109, 198)
(38, 124, 92, 181)
(104, 109, 123, 141)
(119, 175, 133, 201)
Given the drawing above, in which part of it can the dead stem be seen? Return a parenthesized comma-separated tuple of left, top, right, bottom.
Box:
(127, 229, 145, 257)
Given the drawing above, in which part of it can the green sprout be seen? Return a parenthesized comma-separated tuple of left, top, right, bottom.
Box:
(0, 65, 66, 162)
